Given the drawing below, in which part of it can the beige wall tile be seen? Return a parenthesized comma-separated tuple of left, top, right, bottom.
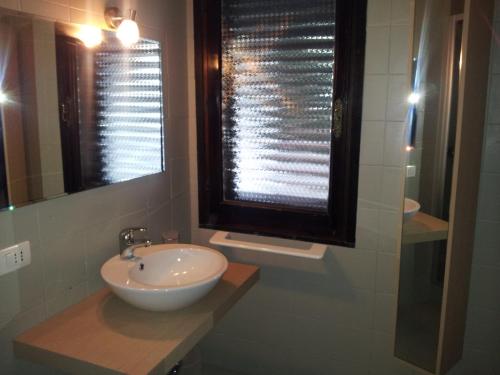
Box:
(0, 0, 20, 10)
(21, 0, 70, 21)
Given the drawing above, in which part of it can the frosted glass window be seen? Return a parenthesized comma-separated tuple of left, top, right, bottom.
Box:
(221, 0, 335, 211)
(94, 37, 164, 183)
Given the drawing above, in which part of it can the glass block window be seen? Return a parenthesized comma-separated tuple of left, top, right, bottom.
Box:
(94, 36, 164, 183)
(221, 0, 335, 211)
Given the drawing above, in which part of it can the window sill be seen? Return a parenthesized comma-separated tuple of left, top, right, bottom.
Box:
(209, 231, 328, 260)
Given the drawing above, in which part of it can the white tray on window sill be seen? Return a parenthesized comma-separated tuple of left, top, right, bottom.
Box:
(209, 231, 327, 260)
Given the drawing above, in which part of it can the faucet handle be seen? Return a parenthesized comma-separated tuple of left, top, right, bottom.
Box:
(119, 227, 148, 246)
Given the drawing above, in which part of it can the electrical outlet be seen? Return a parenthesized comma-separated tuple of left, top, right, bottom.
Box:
(406, 165, 417, 178)
(0, 241, 31, 276)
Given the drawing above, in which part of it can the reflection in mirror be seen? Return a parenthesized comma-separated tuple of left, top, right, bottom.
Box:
(396, 0, 464, 372)
(0, 8, 164, 210)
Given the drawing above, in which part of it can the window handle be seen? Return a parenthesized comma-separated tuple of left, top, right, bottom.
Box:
(333, 98, 343, 139)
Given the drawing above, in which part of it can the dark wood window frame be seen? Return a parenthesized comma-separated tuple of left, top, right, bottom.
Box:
(194, 0, 367, 247)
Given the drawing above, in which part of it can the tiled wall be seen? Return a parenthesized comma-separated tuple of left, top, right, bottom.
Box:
(187, 0, 500, 374)
(0, 0, 190, 374)
(187, 0, 414, 373)
(449, 1, 500, 374)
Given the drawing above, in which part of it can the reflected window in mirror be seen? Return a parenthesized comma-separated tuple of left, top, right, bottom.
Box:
(0, 8, 165, 210)
(56, 30, 165, 193)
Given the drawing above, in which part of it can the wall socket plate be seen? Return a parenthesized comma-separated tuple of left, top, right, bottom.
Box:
(406, 165, 417, 178)
(0, 241, 31, 276)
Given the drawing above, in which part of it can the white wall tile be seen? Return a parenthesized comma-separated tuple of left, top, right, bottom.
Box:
(464, 307, 500, 351)
(481, 126, 500, 173)
(381, 167, 404, 209)
(329, 247, 378, 290)
(147, 201, 172, 244)
(357, 207, 381, 250)
(386, 74, 409, 121)
(389, 25, 409, 74)
(379, 209, 400, 253)
(16, 244, 45, 312)
(490, 22, 500, 74)
(360, 121, 385, 165)
(363, 75, 389, 121)
(84, 219, 120, 279)
(468, 265, 500, 311)
(170, 157, 190, 199)
(384, 122, 406, 166)
(367, 0, 391, 26)
(487, 75, 500, 123)
(172, 192, 191, 243)
(391, 0, 410, 25)
(472, 244, 500, 268)
(370, 331, 415, 375)
(365, 26, 390, 74)
(41, 231, 86, 300)
(476, 173, 500, 222)
(45, 281, 87, 318)
(446, 348, 497, 375)
(374, 292, 397, 333)
(358, 165, 384, 205)
(0, 213, 14, 248)
(474, 220, 500, 249)
(376, 252, 398, 293)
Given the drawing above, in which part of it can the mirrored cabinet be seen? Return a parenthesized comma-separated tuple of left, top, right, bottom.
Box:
(395, 0, 494, 373)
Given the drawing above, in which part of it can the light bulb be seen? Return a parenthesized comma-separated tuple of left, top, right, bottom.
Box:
(407, 92, 421, 105)
(77, 25, 103, 48)
(0, 90, 8, 104)
(116, 19, 139, 47)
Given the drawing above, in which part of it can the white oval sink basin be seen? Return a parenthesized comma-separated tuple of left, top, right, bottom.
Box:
(101, 244, 228, 311)
(404, 198, 421, 222)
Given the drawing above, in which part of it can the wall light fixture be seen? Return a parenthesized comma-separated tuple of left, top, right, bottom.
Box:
(77, 25, 103, 48)
(104, 7, 140, 47)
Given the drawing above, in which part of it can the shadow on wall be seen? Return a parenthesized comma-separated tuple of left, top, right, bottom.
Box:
(219, 248, 362, 316)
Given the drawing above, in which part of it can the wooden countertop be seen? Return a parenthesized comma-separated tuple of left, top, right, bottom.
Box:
(402, 212, 449, 245)
(14, 262, 259, 375)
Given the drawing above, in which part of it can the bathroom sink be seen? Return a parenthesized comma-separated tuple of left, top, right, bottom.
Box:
(404, 198, 421, 222)
(101, 244, 228, 311)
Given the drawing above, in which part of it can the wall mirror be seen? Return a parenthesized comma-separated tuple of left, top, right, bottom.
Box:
(396, 0, 463, 370)
(395, 0, 493, 373)
(0, 7, 165, 211)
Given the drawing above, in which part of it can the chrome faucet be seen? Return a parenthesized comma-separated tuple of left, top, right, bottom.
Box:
(119, 227, 152, 260)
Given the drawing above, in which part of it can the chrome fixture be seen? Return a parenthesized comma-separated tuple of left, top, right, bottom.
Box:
(104, 7, 140, 47)
(119, 227, 152, 260)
